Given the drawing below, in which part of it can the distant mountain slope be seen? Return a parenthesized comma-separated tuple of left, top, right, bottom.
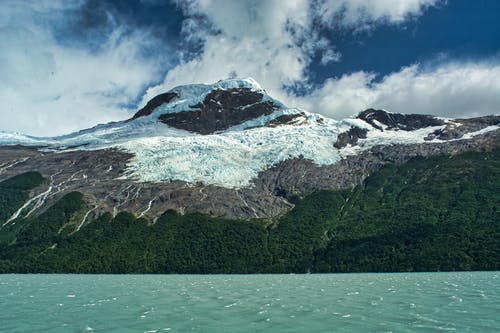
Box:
(0, 78, 498, 223)
(0, 149, 498, 273)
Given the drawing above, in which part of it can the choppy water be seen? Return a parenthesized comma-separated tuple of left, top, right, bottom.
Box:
(1, 272, 499, 332)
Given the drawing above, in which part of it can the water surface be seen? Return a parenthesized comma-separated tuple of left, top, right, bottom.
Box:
(1, 272, 499, 332)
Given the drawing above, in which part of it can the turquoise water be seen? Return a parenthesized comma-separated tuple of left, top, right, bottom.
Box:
(1, 272, 498, 332)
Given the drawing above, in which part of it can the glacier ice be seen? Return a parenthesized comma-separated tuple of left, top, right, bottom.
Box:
(0, 78, 498, 188)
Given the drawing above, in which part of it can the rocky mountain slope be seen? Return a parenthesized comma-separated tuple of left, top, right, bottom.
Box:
(0, 78, 499, 228)
(1, 149, 498, 273)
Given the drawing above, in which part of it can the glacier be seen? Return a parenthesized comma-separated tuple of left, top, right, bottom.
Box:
(0, 78, 498, 189)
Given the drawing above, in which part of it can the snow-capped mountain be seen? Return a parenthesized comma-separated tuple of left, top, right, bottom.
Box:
(0, 78, 499, 223)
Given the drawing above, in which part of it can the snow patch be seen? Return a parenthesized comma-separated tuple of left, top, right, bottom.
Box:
(149, 77, 272, 119)
(119, 122, 341, 189)
(339, 124, 447, 157)
(0, 78, 497, 189)
(461, 125, 499, 139)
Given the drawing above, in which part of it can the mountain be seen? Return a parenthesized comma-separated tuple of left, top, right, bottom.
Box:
(1, 78, 498, 220)
(0, 78, 499, 273)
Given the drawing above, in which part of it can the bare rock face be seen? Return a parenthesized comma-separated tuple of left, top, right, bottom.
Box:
(0, 146, 292, 222)
(132, 92, 178, 119)
(265, 112, 309, 127)
(358, 109, 445, 131)
(425, 115, 500, 140)
(158, 88, 280, 134)
(255, 129, 500, 202)
(333, 126, 368, 149)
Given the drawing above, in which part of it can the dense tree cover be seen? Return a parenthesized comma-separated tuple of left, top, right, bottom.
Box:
(24, 210, 272, 274)
(0, 171, 45, 225)
(0, 149, 498, 273)
(0, 171, 46, 245)
(312, 149, 500, 272)
(0, 191, 86, 272)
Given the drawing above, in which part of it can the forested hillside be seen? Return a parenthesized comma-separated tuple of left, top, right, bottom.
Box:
(0, 149, 498, 273)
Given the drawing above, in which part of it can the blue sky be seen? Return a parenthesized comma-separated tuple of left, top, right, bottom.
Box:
(315, 0, 500, 80)
(1, 0, 499, 135)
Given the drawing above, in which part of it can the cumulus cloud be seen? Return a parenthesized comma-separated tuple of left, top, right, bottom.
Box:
(291, 62, 500, 119)
(2, 0, 498, 136)
(151, 0, 499, 120)
(151, 0, 441, 89)
(142, 0, 312, 105)
(148, 0, 477, 119)
(317, 0, 441, 28)
(0, 0, 169, 136)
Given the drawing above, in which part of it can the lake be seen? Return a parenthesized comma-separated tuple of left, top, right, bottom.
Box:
(1, 272, 498, 332)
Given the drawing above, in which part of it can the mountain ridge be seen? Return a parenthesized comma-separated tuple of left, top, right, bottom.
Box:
(0, 78, 498, 224)
(1, 149, 498, 273)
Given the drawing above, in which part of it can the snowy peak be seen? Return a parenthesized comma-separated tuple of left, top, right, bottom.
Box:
(130, 78, 286, 134)
(356, 109, 445, 131)
(0, 78, 498, 190)
(351, 108, 500, 142)
(132, 92, 178, 119)
(157, 87, 281, 134)
(0, 78, 498, 223)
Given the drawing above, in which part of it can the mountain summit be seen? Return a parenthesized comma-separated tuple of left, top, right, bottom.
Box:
(131, 78, 288, 134)
(0, 78, 498, 222)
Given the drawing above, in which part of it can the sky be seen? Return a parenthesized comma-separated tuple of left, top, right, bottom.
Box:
(1, 0, 499, 136)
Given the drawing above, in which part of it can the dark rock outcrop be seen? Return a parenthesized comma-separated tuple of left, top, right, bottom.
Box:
(132, 92, 178, 119)
(334, 126, 368, 148)
(158, 88, 280, 134)
(358, 109, 445, 131)
(425, 115, 500, 140)
(265, 113, 308, 127)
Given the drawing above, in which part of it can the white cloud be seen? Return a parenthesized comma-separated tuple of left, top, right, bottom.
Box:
(2, 0, 497, 137)
(0, 1, 168, 136)
(317, 0, 441, 28)
(142, 0, 312, 105)
(320, 49, 342, 65)
(153, 0, 499, 120)
(291, 62, 500, 119)
(147, 0, 455, 117)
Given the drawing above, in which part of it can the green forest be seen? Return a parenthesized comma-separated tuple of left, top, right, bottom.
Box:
(0, 149, 499, 273)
